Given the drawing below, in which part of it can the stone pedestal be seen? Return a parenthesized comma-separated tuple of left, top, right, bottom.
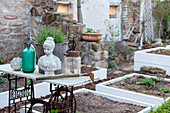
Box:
(76, 42, 109, 68)
(64, 56, 81, 75)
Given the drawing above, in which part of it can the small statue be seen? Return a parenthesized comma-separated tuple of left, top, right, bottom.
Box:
(38, 37, 61, 76)
(65, 33, 80, 57)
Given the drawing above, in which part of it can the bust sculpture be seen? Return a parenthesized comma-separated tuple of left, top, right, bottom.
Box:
(38, 37, 61, 76)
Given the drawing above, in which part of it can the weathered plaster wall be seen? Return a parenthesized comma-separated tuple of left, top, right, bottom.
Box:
(72, 0, 110, 40)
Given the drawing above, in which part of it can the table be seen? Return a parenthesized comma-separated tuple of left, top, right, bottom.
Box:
(0, 64, 94, 113)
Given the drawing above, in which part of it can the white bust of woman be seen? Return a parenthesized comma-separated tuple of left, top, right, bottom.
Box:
(38, 37, 61, 76)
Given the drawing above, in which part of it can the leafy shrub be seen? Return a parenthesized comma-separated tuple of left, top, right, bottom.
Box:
(84, 28, 97, 33)
(149, 99, 170, 113)
(35, 25, 68, 44)
(0, 56, 6, 64)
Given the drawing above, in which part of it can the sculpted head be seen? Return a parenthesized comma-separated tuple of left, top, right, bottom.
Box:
(43, 37, 55, 56)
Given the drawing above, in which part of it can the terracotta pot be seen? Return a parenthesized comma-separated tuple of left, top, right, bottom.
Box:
(82, 32, 102, 42)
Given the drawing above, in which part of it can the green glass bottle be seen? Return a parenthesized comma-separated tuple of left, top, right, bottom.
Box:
(22, 45, 36, 73)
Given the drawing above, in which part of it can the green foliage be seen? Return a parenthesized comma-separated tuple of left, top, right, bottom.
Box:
(27, 80, 36, 85)
(149, 99, 170, 113)
(0, 77, 7, 83)
(103, 37, 118, 68)
(137, 75, 144, 78)
(129, 48, 137, 52)
(0, 56, 6, 64)
(154, 88, 170, 95)
(132, 86, 138, 90)
(121, 81, 125, 85)
(84, 28, 97, 33)
(35, 25, 68, 44)
(13, 85, 20, 88)
(51, 109, 58, 113)
(154, 0, 170, 39)
(127, 81, 132, 84)
(136, 78, 155, 87)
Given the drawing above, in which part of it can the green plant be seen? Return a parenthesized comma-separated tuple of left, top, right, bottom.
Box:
(125, 77, 130, 80)
(51, 109, 58, 113)
(84, 28, 97, 33)
(129, 48, 137, 52)
(35, 25, 68, 44)
(13, 85, 20, 88)
(120, 81, 125, 85)
(149, 99, 170, 113)
(154, 88, 170, 95)
(0, 77, 7, 83)
(0, 56, 6, 64)
(154, 0, 170, 39)
(132, 86, 138, 90)
(27, 80, 36, 85)
(137, 75, 144, 78)
(127, 81, 132, 84)
(136, 78, 155, 87)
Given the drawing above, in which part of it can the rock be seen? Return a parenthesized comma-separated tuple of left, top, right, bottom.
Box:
(126, 41, 139, 47)
(42, 14, 56, 25)
(9, 21, 25, 26)
(31, 17, 38, 28)
(113, 70, 123, 75)
(52, 22, 67, 35)
(152, 39, 163, 47)
(0, 20, 7, 26)
(93, 52, 102, 61)
(115, 57, 121, 65)
(95, 60, 108, 68)
(10, 57, 22, 71)
(121, 64, 134, 71)
(114, 41, 129, 55)
(0, 28, 12, 34)
(4, 15, 18, 20)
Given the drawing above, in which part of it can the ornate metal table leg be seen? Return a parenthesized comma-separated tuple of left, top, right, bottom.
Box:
(8, 74, 35, 113)
(49, 84, 76, 113)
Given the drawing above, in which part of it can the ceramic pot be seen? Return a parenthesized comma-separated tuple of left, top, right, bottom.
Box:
(82, 33, 102, 42)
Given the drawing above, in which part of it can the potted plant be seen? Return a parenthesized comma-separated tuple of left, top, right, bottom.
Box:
(82, 28, 102, 42)
(34, 25, 68, 74)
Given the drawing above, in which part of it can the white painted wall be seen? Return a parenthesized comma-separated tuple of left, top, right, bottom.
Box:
(71, 0, 121, 41)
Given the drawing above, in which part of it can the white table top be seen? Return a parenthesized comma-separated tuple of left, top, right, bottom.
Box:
(0, 64, 93, 86)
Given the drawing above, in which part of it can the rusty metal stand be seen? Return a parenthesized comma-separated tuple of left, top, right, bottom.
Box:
(8, 74, 76, 113)
(49, 84, 76, 113)
(8, 74, 35, 113)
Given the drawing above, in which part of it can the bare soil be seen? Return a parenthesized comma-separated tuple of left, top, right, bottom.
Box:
(148, 49, 170, 56)
(108, 76, 170, 98)
(32, 92, 145, 113)
(75, 92, 145, 113)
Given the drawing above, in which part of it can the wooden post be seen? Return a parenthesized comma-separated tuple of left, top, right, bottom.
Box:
(77, 0, 83, 23)
(120, 0, 123, 39)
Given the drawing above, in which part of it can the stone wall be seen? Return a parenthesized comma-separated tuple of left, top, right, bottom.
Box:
(0, 0, 86, 62)
(0, 0, 33, 61)
(76, 42, 109, 68)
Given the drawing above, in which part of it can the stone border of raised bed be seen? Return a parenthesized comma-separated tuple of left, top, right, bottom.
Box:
(0, 66, 107, 109)
(96, 73, 170, 107)
(21, 88, 155, 113)
(134, 45, 170, 76)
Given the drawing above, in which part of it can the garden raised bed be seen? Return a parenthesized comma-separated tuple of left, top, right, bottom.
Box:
(134, 46, 170, 76)
(22, 88, 155, 113)
(96, 73, 170, 107)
